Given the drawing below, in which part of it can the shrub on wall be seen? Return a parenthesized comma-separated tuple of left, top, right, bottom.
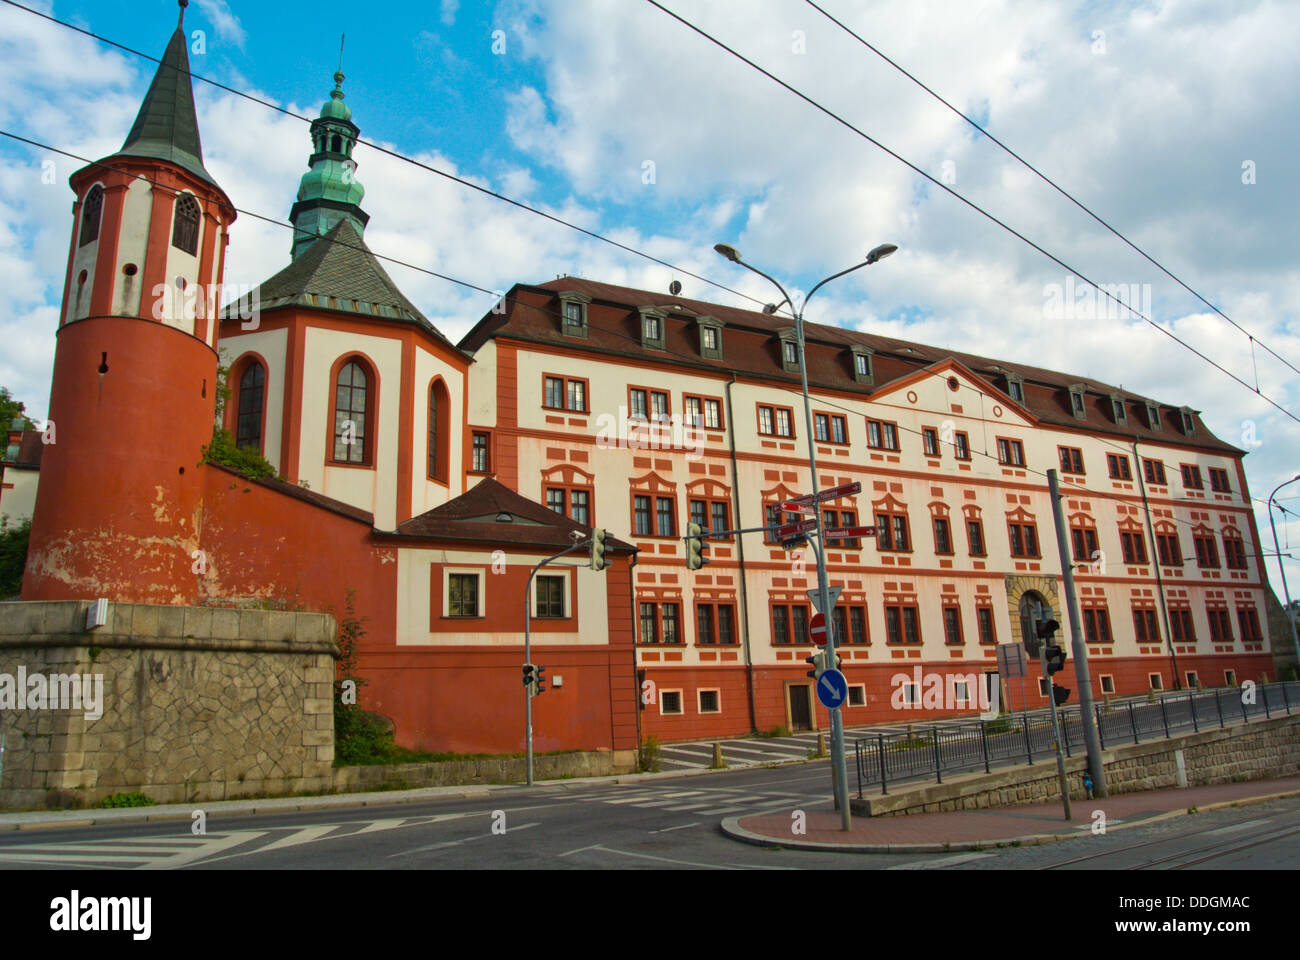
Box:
(0, 516, 30, 598)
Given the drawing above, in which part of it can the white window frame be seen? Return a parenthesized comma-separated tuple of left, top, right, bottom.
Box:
(659, 689, 684, 715)
(848, 684, 866, 707)
(1148, 672, 1164, 691)
(1099, 674, 1115, 695)
(1037, 677, 1050, 697)
(443, 567, 484, 618)
(697, 688, 722, 714)
(532, 568, 572, 620)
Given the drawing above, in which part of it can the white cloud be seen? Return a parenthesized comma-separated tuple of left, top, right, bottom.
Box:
(194, 0, 247, 51)
(441, 0, 460, 27)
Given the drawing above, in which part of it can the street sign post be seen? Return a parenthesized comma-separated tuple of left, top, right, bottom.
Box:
(815, 668, 849, 709)
(809, 612, 828, 646)
(781, 481, 862, 512)
(996, 643, 1027, 678)
(824, 525, 876, 540)
(774, 519, 818, 540)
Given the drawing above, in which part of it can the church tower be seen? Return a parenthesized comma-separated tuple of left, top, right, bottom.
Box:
(288, 70, 369, 259)
(23, 0, 237, 602)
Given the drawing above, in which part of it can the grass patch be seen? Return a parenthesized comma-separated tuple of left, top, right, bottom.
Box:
(98, 791, 156, 808)
(755, 726, 791, 739)
(638, 735, 662, 773)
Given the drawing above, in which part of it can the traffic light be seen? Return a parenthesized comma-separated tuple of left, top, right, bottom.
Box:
(535, 665, 547, 694)
(1024, 617, 1059, 658)
(686, 522, 710, 571)
(590, 528, 608, 571)
(522, 663, 535, 693)
(1052, 685, 1071, 705)
(1036, 619, 1060, 640)
(1044, 643, 1066, 675)
(805, 652, 823, 679)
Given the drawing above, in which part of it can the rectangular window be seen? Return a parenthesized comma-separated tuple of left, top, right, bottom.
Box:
(1156, 532, 1182, 566)
(1107, 453, 1132, 480)
(1224, 536, 1248, 570)
(698, 689, 721, 713)
(630, 388, 648, 419)
(702, 327, 719, 352)
(639, 602, 657, 643)
(782, 340, 799, 366)
(662, 603, 679, 644)
(689, 499, 706, 530)
(1008, 521, 1039, 558)
(546, 489, 565, 514)
(1120, 530, 1149, 564)
(545, 376, 564, 409)
(976, 607, 995, 645)
(543, 375, 587, 412)
(1071, 527, 1099, 563)
(704, 398, 722, 430)
(1208, 608, 1233, 643)
(923, 427, 939, 457)
(650, 390, 669, 420)
(717, 605, 735, 645)
(1170, 608, 1195, 643)
(1181, 464, 1204, 489)
(792, 605, 808, 645)
(848, 685, 866, 706)
(967, 518, 986, 556)
(903, 606, 920, 644)
(996, 437, 1025, 467)
(569, 490, 589, 526)
(867, 419, 900, 451)
(660, 690, 682, 714)
(943, 606, 963, 645)
(684, 395, 702, 428)
(933, 516, 953, 554)
(758, 405, 774, 435)
(535, 575, 565, 618)
(954, 432, 971, 460)
(1083, 607, 1112, 644)
(471, 431, 491, 473)
(1149, 673, 1164, 691)
(1194, 534, 1220, 568)
(711, 501, 728, 535)
(1142, 459, 1167, 485)
(1238, 608, 1263, 642)
(1058, 446, 1084, 474)
(633, 495, 652, 536)
(1133, 608, 1159, 644)
(832, 607, 847, 650)
(1100, 675, 1115, 694)
(448, 573, 479, 617)
(656, 497, 676, 537)
(696, 604, 714, 645)
(772, 605, 790, 645)
(1208, 467, 1232, 493)
(775, 408, 793, 437)
(643, 315, 661, 342)
(562, 301, 585, 333)
(814, 413, 829, 442)
(1185, 671, 1199, 689)
(850, 606, 867, 645)
(876, 513, 910, 552)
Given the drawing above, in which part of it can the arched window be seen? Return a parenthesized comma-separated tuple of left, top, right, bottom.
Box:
(331, 133, 342, 153)
(171, 194, 201, 255)
(333, 360, 370, 464)
(235, 361, 265, 452)
(79, 185, 104, 247)
(428, 379, 450, 483)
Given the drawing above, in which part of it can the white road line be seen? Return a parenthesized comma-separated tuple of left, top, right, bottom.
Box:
(649, 823, 701, 834)
(584, 846, 742, 869)
(605, 794, 674, 804)
(1205, 819, 1272, 835)
(888, 853, 995, 870)
(388, 822, 541, 857)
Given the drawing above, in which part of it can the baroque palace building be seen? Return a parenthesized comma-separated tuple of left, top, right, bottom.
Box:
(14, 6, 1277, 754)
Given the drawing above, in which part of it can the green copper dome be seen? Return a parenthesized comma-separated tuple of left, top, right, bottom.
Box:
(289, 68, 369, 260)
(320, 70, 352, 121)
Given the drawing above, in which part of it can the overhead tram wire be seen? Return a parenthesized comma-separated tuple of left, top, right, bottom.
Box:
(804, 0, 1300, 380)
(0, 0, 766, 313)
(641, 0, 1300, 427)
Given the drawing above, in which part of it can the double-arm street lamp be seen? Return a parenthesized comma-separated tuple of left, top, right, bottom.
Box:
(714, 240, 897, 831)
(1268, 475, 1300, 666)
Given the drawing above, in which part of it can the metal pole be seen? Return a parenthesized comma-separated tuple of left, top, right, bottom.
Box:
(1047, 469, 1107, 796)
(523, 539, 588, 785)
(1268, 477, 1300, 670)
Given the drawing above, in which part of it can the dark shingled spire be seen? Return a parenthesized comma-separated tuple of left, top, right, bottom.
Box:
(118, 6, 216, 186)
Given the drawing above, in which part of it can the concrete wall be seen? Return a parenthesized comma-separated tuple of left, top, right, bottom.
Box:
(0, 600, 337, 808)
(853, 713, 1300, 816)
(333, 748, 637, 792)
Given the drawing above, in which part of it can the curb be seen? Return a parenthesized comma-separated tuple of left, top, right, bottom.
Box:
(718, 787, 1300, 854)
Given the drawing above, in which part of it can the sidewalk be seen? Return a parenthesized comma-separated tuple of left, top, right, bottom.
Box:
(721, 776, 1300, 853)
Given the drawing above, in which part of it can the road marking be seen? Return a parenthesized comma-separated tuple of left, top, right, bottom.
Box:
(388, 822, 541, 857)
(557, 843, 602, 858)
(649, 823, 700, 834)
(584, 846, 742, 869)
(888, 853, 995, 870)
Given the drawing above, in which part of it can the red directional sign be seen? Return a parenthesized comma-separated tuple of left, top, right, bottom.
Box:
(775, 519, 818, 540)
(781, 481, 862, 512)
(824, 525, 877, 540)
(809, 612, 828, 646)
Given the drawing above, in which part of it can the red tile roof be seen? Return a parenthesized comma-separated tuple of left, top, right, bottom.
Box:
(460, 277, 1239, 455)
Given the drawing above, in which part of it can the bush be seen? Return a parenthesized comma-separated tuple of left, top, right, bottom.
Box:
(637, 735, 662, 772)
(0, 516, 29, 598)
(755, 725, 791, 739)
(99, 791, 156, 808)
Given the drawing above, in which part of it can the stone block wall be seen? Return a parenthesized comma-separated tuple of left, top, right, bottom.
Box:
(332, 749, 638, 792)
(0, 600, 337, 808)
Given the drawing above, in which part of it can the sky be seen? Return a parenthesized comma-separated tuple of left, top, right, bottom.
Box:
(1, 0, 1298, 599)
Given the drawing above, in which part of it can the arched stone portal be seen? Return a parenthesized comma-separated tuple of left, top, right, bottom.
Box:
(1004, 574, 1060, 647)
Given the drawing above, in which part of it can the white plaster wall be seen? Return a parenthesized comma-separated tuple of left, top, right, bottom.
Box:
(110, 177, 153, 318)
(218, 327, 288, 472)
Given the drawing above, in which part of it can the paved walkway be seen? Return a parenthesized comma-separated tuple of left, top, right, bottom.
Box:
(722, 776, 1300, 853)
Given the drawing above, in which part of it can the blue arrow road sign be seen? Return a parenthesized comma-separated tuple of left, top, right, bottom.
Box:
(815, 668, 848, 709)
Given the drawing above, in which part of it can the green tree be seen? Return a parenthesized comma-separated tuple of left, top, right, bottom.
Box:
(0, 387, 34, 431)
(0, 516, 31, 597)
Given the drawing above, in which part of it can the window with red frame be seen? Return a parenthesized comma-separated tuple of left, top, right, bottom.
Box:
(543, 375, 587, 413)
(1207, 608, 1233, 643)
(1008, 521, 1040, 558)
(1181, 464, 1204, 489)
(771, 603, 810, 645)
(1208, 467, 1232, 493)
(1193, 533, 1220, 568)
(976, 607, 996, 644)
(1058, 446, 1084, 474)
(823, 508, 861, 549)
(1106, 453, 1132, 480)
(966, 517, 986, 556)
(683, 395, 723, 431)
(1119, 529, 1149, 564)
(933, 516, 954, 555)
(1133, 607, 1160, 644)
(875, 510, 911, 551)
(1156, 531, 1182, 566)
(1083, 607, 1112, 644)
(942, 605, 963, 645)
(758, 404, 795, 438)
(923, 427, 940, 457)
(638, 601, 680, 644)
(696, 602, 737, 645)
(546, 485, 591, 526)
(1071, 525, 1099, 563)
(814, 412, 849, 445)
(1223, 532, 1248, 569)
(996, 437, 1026, 467)
(1142, 458, 1167, 485)
(1238, 608, 1263, 642)
(1169, 608, 1196, 643)
(689, 497, 731, 539)
(867, 419, 900, 451)
(884, 603, 921, 644)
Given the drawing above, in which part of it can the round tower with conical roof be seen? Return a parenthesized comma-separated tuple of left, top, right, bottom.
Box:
(289, 71, 369, 260)
(23, 0, 237, 602)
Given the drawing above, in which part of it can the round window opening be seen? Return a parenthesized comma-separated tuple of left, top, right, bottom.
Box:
(123, 263, 138, 276)
(947, 376, 959, 392)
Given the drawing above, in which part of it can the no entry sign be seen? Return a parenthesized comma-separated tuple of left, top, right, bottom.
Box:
(809, 612, 828, 646)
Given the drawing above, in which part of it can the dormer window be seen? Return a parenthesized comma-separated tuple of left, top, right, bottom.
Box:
(1068, 384, 1087, 419)
(696, 317, 724, 360)
(778, 329, 800, 373)
(850, 345, 874, 385)
(1180, 407, 1195, 436)
(1110, 394, 1127, 425)
(557, 291, 590, 338)
(639, 307, 667, 350)
(1146, 403, 1162, 430)
(1005, 375, 1025, 404)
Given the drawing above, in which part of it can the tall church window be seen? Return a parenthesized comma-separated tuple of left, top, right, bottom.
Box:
(333, 359, 370, 464)
(172, 195, 201, 256)
(428, 379, 450, 483)
(236, 361, 265, 453)
(79, 185, 104, 247)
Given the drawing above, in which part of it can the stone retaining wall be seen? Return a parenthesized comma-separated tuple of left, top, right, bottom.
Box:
(332, 749, 638, 792)
(0, 600, 338, 808)
(853, 713, 1300, 817)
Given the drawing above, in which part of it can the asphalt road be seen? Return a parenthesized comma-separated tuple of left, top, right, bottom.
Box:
(1, 761, 1297, 870)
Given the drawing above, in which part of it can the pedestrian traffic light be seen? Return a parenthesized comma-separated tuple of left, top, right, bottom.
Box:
(1044, 643, 1066, 675)
(590, 528, 608, 571)
(805, 653, 823, 679)
(535, 665, 547, 694)
(1052, 685, 1071, 705)
(686, 522, 710, 571)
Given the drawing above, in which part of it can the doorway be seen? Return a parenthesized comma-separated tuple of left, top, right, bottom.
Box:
(788, 683, 813, 732)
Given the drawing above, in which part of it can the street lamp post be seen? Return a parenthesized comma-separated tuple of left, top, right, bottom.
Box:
(714, 240, 896, 832)
(1268, 475, 1300, 667)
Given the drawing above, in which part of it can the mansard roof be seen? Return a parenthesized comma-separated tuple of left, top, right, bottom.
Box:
(460, 276, 1240, 455)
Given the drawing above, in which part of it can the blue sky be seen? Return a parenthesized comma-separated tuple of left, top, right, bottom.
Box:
(2, 0, 1299, 596)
